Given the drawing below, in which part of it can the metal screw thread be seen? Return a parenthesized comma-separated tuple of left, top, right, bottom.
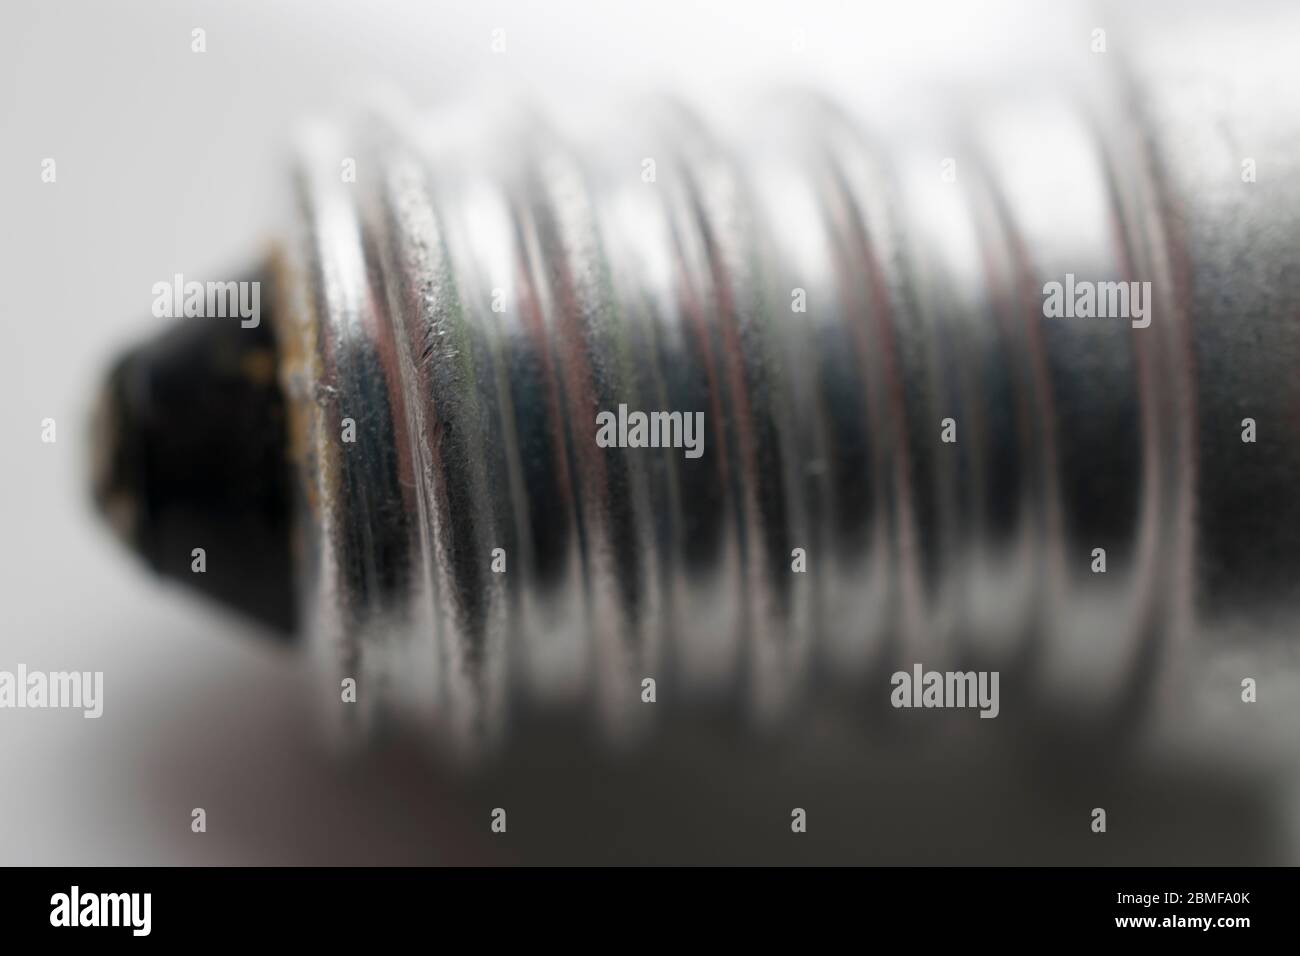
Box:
(276, 62, 1300, 753)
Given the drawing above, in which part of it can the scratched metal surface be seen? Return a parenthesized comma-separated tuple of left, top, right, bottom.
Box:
(273, 6, 1300, 763)
(4, 0, 1300, 867)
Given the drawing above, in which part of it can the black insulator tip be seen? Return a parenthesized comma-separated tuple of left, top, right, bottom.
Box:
(90, 267, 298, 637)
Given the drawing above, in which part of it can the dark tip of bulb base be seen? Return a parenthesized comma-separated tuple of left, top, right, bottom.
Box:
(90, 265, 297, 637)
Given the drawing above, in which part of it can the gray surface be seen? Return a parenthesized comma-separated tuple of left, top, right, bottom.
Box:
(2, 0, 1297, 865)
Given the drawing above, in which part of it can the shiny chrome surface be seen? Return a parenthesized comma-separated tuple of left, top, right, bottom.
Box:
(274, 16, 1300, 755)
